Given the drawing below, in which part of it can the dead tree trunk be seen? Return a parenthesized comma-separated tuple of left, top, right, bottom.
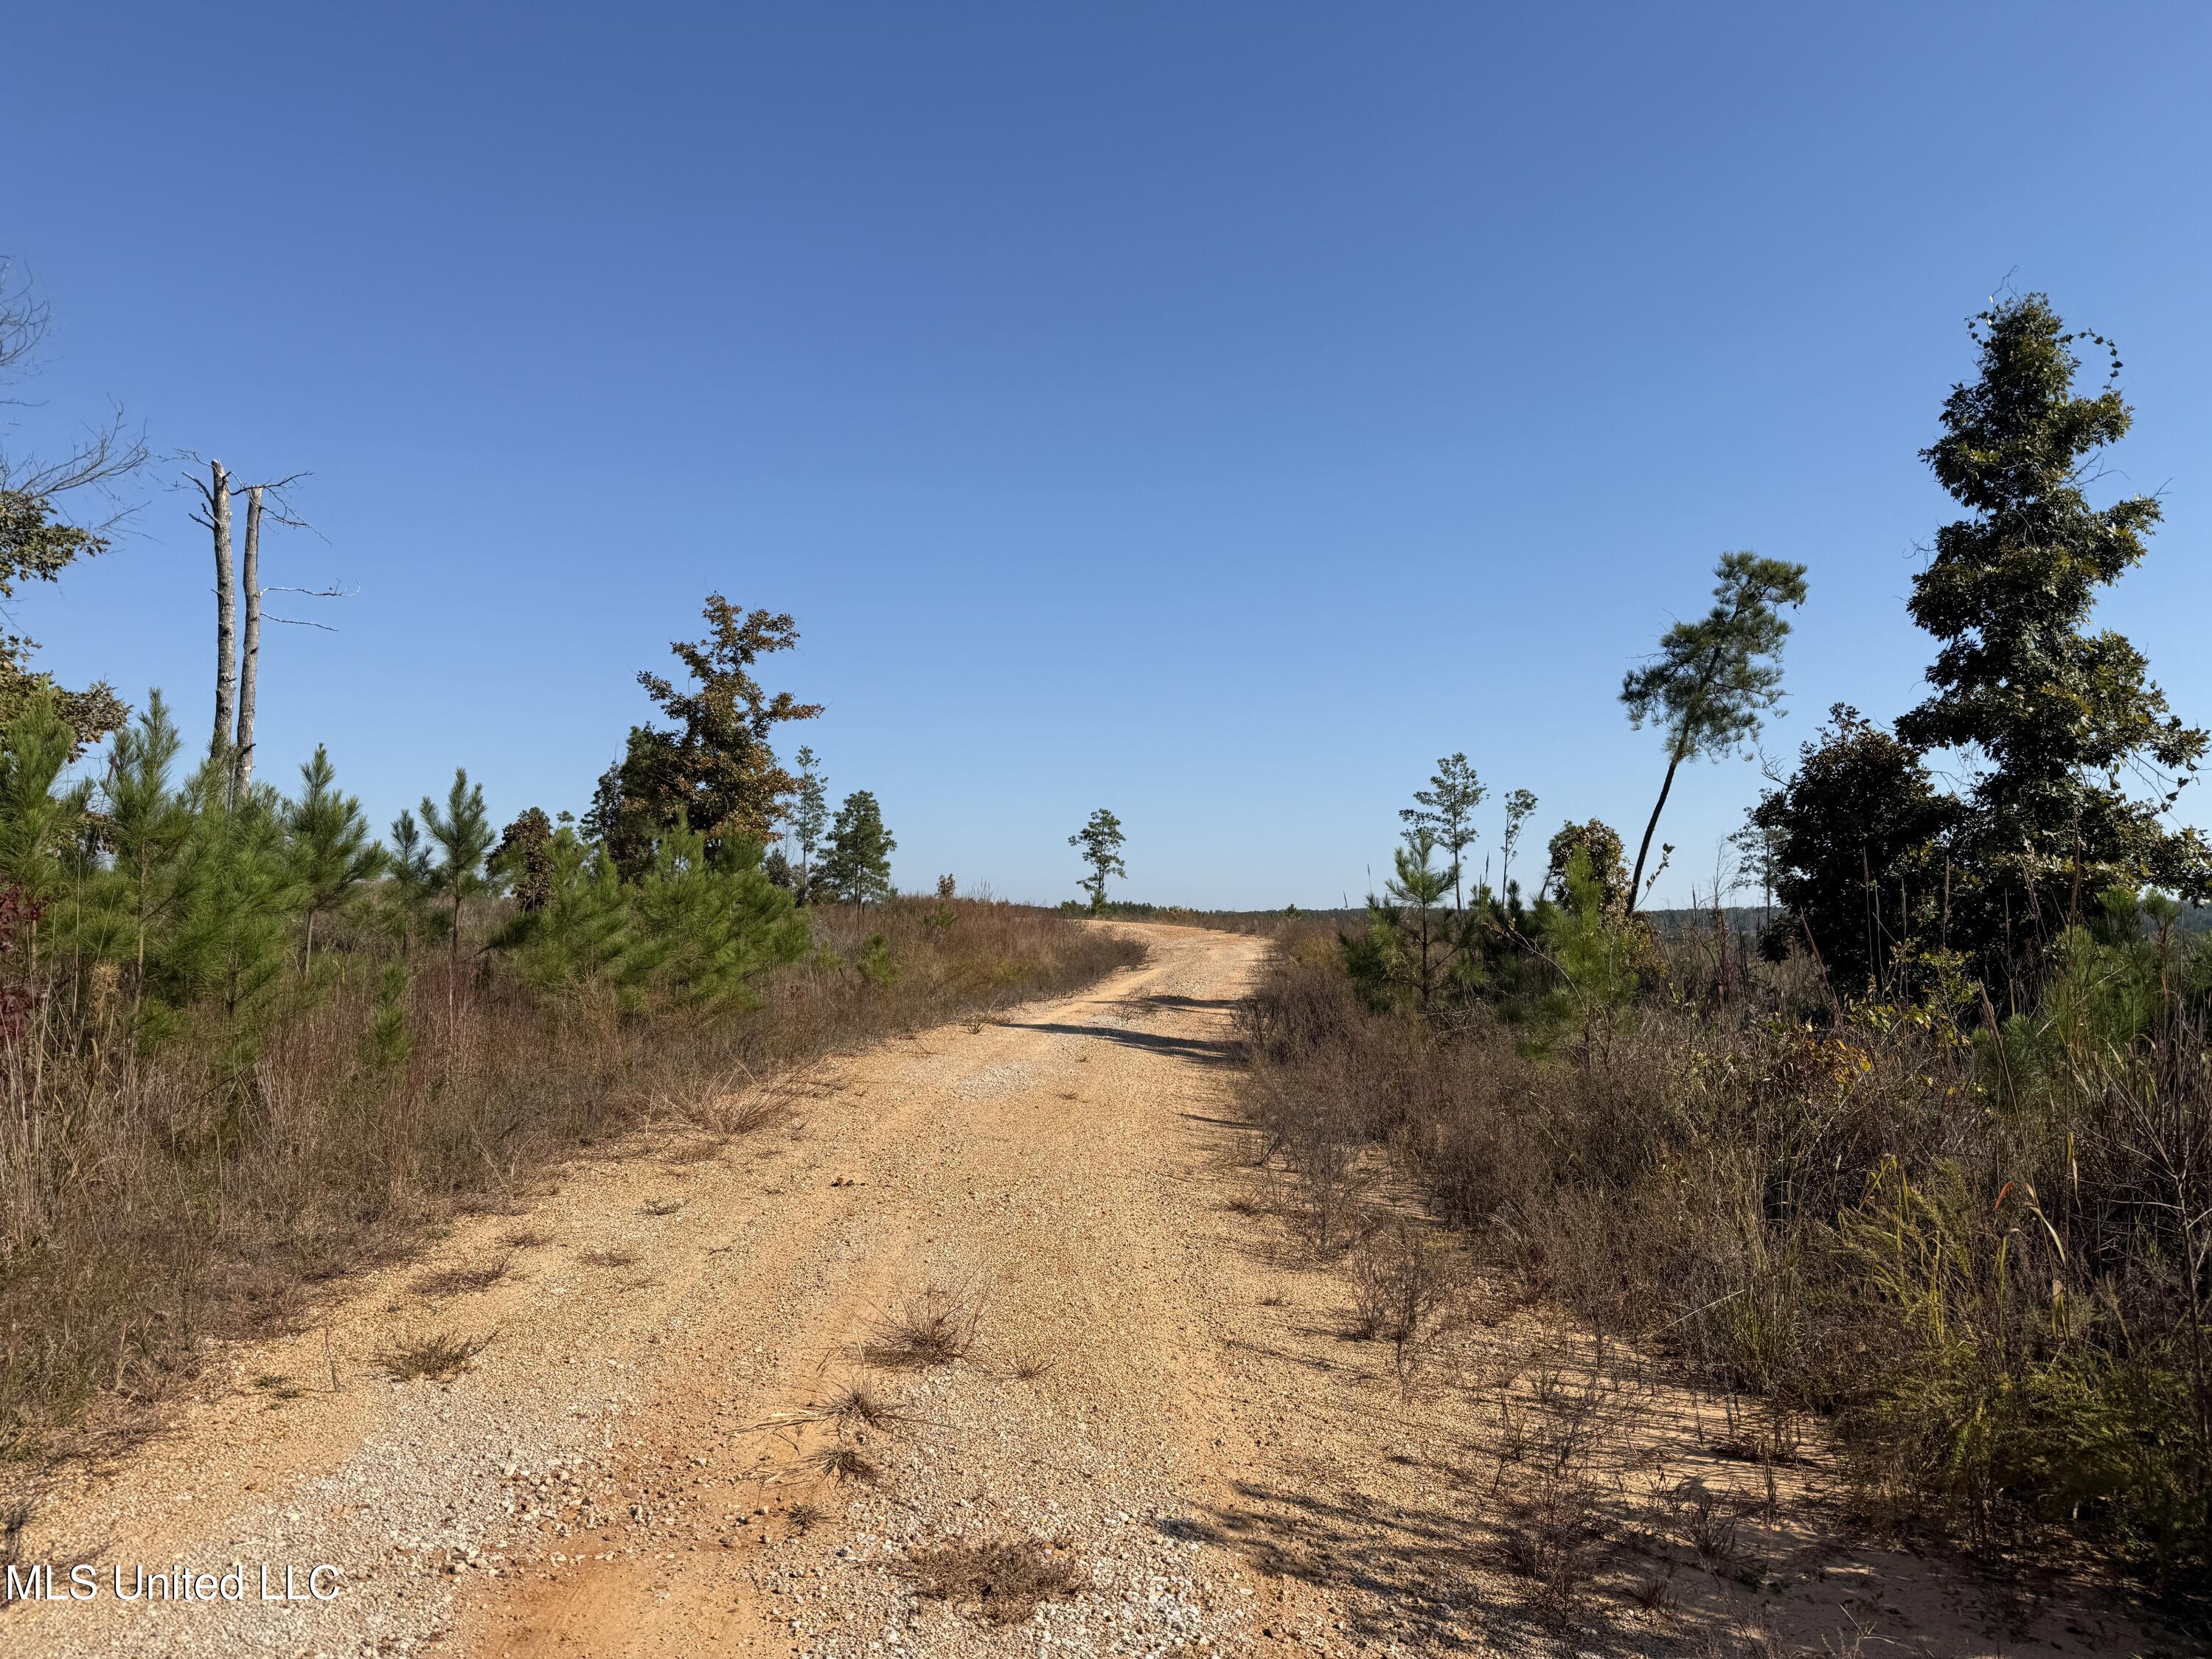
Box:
(233, 484, 264, 790)
(206, 460, 236, 756)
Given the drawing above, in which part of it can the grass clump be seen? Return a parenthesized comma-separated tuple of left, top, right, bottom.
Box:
(905, 1538, 1082, 1624)
(863, 1286, 981, 1369)
(375, 1330, 492, 1382)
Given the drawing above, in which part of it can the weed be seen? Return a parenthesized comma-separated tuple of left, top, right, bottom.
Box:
(1005, 1344, 1056, 1382)
(863, 1286, 981, 1369)
(905, 1538, 1082, 1624)
(577, 1247, 639, 1269)
(413, 1256, 512, 1298)
(813, 1444, 877, 1482)
(499, 1226, 550, 1249)
(375, 1331, 493, 1382)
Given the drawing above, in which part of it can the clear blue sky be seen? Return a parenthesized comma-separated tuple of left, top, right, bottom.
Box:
(8, 3, 2211, 908)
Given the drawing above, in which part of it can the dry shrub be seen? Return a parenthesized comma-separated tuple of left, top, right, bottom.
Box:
(863, 1285, 981, 1369)
(1500, 1472, 1606, 1627)
(1343, 1213, 1459, 1363)
(905, 1538, 1082, 1624)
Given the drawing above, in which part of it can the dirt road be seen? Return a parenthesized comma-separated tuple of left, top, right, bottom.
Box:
(7, 926, 2165, 1657)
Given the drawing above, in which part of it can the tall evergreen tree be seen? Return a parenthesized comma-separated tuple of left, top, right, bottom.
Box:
(0, 692, 92, 936)
(1894, 293, 2210, 979)
(1498, 787, 1539, 900)
(95, 690, 190, 990)
(602, 596, 824, 875)
(1621, 552, 1808, 913)
(1068, 807, 1128, 914)
(818, 790, 895, 910)
(788, 745, 830, 900)
(421, 768, 495, 1015)
(286, 744, 386, 968)
(1400, 756, 1484, 912)
(156, 759, 303, 1054)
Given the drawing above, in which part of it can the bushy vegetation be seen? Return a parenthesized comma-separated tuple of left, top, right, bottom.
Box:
(1253, 293, 2212, 1607)
(0, 733, 1135, 1460)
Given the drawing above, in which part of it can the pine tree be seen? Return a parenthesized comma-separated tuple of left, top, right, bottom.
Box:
(1400, 757, 1484, 911)
(1498, 787, 1539, 901)
(286, 744, 387, 969)
(0, 692, 93, 951)
(420, 768, 495, 1018)
(1068, 807, 1128, 914)
(93, 690, 191, 996)
(818, 790, 895, 909)
(1894, 293, 2209, 983)
(155, 759, 304, 1055)
(378, 807, 441, 954)
(1620, 552, 1809, 911)
(789, 745, 830, 900)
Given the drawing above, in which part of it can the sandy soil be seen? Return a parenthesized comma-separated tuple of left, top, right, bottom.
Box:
(3, 925, 2177, 1658)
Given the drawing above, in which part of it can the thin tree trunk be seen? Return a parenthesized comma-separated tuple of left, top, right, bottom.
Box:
(1627, 740, 1687, 914)
(234, 484, 263, 790)
(209, 461, 236, 755)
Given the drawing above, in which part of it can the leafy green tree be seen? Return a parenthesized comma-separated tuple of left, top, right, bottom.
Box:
(286, 744, 387, 968)
(1498, 787, 1538, 900)
(1543, 819, 1630, 915)
(0, 269, 140, 754)
(1400, 756, 1485, 911)
(490, 807, 555, 913)
(1068, 807, 1128, 914)
(818, 790, 895, 909)
(788, 745, 830, 900)
(420, 768, 495, 1015)
(1621, 552, 1809, 911)
(1756, 706, 1957, 994)
(599, 596, 824, 876)
(1893, 293, 2210, 983)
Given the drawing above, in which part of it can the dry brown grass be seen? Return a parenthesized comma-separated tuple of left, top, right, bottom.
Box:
(375, 1330, 493, 1382)
(904, 1538, 1082, 1624)
(498, 1225, 550, 1250)
(412, 1256, 512, 1298)
(811, 1444, 877, 1482)
(1, 897, 1138, 1463)
(862, 1285, 981, 1369)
